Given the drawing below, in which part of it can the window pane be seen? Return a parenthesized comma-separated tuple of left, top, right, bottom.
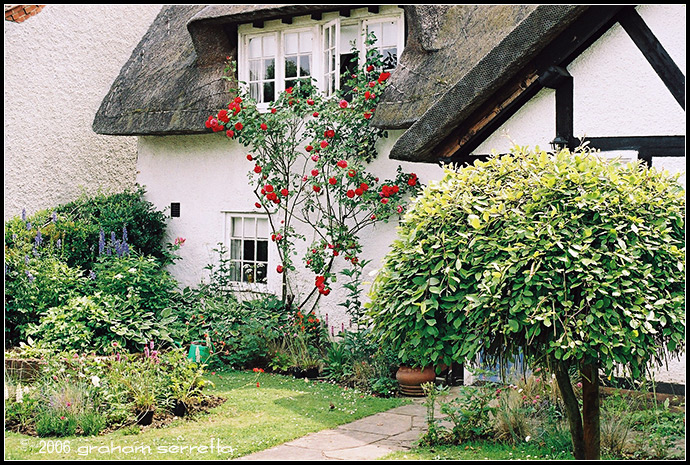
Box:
(383, 47, 397, 68)
(382, 21, 397, 46)
(249, 37, 261, 58)
(244, 239, 255, 261)
(257, 240, 268, 262)
(263, 35, 276, 56)
(341, 24, 358, 52)
(265, 59, 275, 79)
(230, 239, 242, 260)
(232, 217, 242, 237)
(249, 83, 260, 101)
(285, 56, 298, 78)
(300, 55, 311, 76)
(256, 218, 269, 239)
(243, 217, 255, 237)
(299, 31, 312, 53)
(256, 263, 267, 284)
(263, 82, 275, 102)
(285, 32, 298, 55)
(243, 263, 255, 283)
(249, 60, 261, 81)
(230, 261, 240, 282)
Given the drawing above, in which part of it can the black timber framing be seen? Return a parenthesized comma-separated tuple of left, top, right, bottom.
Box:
(584, 136, 685, 167)
(448, 6, 623, 164)
(617, 6, 685, 110)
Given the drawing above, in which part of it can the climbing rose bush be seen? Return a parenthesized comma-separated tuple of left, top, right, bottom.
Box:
(206, 38, 422, 316)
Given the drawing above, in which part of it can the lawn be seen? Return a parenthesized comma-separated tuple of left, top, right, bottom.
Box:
(4, 370, 407, 460)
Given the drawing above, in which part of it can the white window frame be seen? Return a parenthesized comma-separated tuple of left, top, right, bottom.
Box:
(222, 212, 271, 291)
(237, 7, 404, 106)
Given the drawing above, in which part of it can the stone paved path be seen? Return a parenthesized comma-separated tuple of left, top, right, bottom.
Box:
(236, 387, 461, 461)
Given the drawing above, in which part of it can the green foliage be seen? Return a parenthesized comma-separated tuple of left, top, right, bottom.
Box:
(367, 145, 686, 378)
(54, 186, 168, 266)
(4, 188, 173, 348)
(442, 385, 497, 441)
(25, 253, 178, 354)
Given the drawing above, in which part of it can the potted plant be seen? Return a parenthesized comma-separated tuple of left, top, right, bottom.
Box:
(132, 390, 156, 426)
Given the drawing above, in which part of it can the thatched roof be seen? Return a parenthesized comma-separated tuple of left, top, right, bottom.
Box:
(93, 4, 596, 161)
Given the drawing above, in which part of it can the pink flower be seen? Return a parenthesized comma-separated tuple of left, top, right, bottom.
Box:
(339, 100, 348, 108)
(174, 237, 186, 246)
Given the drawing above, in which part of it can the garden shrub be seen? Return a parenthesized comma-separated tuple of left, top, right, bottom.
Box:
(54, 186, 168, 267)
(4, 188, 174, 350)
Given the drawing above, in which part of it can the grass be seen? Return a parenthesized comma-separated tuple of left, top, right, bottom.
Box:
(383, 440, 577, 461)
(4, 369, 407, 460)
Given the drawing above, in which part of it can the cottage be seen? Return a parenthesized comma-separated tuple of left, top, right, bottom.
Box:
(93, 5, 685, 388)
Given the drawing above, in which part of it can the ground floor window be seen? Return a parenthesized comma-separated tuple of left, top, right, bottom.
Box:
(224, 213, 269, 284)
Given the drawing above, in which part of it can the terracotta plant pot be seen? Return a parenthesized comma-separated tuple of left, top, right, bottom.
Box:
(396, 365, 437, 397)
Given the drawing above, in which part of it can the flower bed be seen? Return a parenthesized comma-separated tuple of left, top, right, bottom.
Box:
(4, 344, 219, 437)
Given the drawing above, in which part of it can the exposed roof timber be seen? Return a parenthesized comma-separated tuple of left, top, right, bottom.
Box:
(617, 6, 685, 110)
(436, 6, 624, 162)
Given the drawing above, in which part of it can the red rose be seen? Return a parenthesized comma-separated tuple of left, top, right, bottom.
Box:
(339, 100, 348, 108)
(311, 169, 319, 177)
(235, 122, 243, 130)
(270, 108, 277, 114)
(364, 91, 372, 100)
(355, 188, 363, 196)
(246, 154, 253, 161)
(218, 109, 230, 123)
(346, 190, 355, 198)
(277, 265, 284, 273)
(360, 183, 369, 191)
(226, 129, 235, 138)
(285, 87, 293, 94)
(325, 129, 335, 138)
(264, 184, 274, 193)
(260, 123, 268, 130)
(255, 202, 262, 208)
(348, 169, 356, 177)
(368, 81, 375, 88)
(381, 198, 389, 204)
(364, 112, 372, 119)
(337, 160, 348, 168)
(378, 72, 391, 83)
(320, 140, 329, 149)
(328, 177, 337, 185)
(307, 99, 315, 105)
(234, 97, 242, 104)
(366, 65, 374, 72)
(313, 185, 321, 193)
(254, 165, 262, 173)
(280, 188, 289, 197)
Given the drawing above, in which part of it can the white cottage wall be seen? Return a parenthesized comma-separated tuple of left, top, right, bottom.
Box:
(474, 4, 685, 386)
(137, 130, 444, 335)
(4, 4, 163, 221)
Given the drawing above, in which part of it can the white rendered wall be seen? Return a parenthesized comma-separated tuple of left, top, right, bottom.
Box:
(136, 130, 445, 335)
(475, 5, 685, 385)
(4, 4, 163, 221)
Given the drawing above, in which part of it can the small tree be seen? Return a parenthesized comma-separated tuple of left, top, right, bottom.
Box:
(366, 145, 685, 459)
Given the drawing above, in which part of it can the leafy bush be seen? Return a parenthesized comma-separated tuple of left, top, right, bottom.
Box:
(54, 186, 168, 267)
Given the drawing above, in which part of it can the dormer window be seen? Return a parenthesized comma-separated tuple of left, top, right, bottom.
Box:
(238, 6, 404, 106)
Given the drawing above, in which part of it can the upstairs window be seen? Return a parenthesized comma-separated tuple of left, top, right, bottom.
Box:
(238, 7, 404, 105)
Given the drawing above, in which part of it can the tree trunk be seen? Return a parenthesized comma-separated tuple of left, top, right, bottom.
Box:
(581, 362, 601, 460)
(554, 361, 585, 459)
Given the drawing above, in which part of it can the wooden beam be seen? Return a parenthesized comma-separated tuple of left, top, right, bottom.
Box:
(339, 8, 351, 18)
(311, 12, 322, 21)
(584, 136, 685, 157)
(617, 6, 685, 110)
(444, 71, 542, 162)
(281, 16, 293, 25)
(368, 6, 379, 14)
(252, 19, 264, 29)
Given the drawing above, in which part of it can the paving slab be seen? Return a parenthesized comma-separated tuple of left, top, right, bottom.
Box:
(235, 394, 452, 461)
